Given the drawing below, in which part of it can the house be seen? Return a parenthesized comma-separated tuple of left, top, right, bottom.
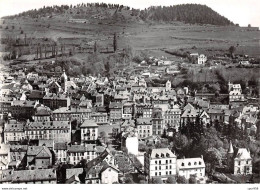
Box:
(198, 54, 207, 64)
(181, 109, 210, 126)
(91, 112, 108, 124)
(32, 104, 52, 122)
(43, 93, 70, 110)
(176, 156, 205, 179)
(234, 148, 252, 175)
(0, 144, 10, 170)
(54, 142, 67, 164)
(136, 118, 153, 139)
(53, 106, 92, 122)
(27, 145, 52, 169)
(10, 100, 37, 119)
(164, 105, 181, 132)
(122, 132, 139, 156)
(80, 120, 99, 145)
(228, 82, 245, 102)
(4, 120, 25, 144)
(152, 108, 165, 135)
(0, 169, 57, 184)
(109, 102, 122, 122)
(25, 120, 71, 143)
(9, 145, 27, 169)
(67, 145, 85, 165)
(144, 148, 177, 181)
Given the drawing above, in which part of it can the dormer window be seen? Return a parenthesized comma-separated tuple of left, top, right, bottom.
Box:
(188, 162, 191, 166)
(194, 162, 197, 165)
(156, 154, 159, 158)
(199, 161, 201, 165)
(181, 163, 184, 166)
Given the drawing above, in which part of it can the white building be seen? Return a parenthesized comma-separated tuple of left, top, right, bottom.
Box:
(176, 156, 205, 179)
(144, 148, 177, 180)
(4, 120, 25, 144)
(198, 54, 207, 64)
(125, 135, 138, 156)
(234, 148, 252, 175)
(228, 82, 245, 102)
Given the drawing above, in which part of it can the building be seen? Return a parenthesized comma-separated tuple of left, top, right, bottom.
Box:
(80, 120, 98, 145)
(67, 145, 85, 165)
(144, 148, 177, 180)
(0, 144, 10, 170)
(0, 169, 57, 184)
(176, 156, 205, 179)
(109, 102, 122, 122)
(152, 108, 164, 135)
(234, 148, 252, 175)
(91, 112, 108, 124)
(25, 120, 71, 143)
(198, 54, 207, 64)
(27, 146, 52, 169)
(136, 118, 153, 139)
(9, 145, 27, 169)
(228, 82, 245, 102)
(54, 142, 67, 164)
(10, 100, 37, 119)
(4, 120, 25, 144)
(53, 106, 92, 122)
(164, 105, 181, 132)
(32, 105, 52, 122)
(43, 93, 70, 110)
(122, 132, 139, 156)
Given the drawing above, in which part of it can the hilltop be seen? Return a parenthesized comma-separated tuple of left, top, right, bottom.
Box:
(2, 3, 234, 26)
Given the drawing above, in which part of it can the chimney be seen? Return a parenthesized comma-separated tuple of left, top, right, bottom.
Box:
(201, 155, 203, 160)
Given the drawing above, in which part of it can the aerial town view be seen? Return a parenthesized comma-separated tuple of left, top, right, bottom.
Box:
(0, 0, 259, 186)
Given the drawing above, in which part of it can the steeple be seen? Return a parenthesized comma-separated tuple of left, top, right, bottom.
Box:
(228, 140, 234, 154)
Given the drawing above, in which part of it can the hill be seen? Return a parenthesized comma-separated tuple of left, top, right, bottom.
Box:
(2, 3, 233, 26)
(140, 4, 234, 26)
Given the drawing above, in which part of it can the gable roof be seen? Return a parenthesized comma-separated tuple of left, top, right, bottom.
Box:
(80, 120, 98, 128)
(235, 148, 252, 160)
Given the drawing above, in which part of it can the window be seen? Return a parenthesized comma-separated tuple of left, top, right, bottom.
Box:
(170, 165, 172, 169)
(238, 161, 241, 166)
(170, 160, 172, 163)
(169, 171, 171, 175)
(155, 172, 157, 176)
(181, 163, 184, 166)
(159, 166, 161, 170)
(159, 172, 161, 176)
(155, 161, 157, 164)
(159, 161, 161, 165)
(166, 166, 168, 169)
(166, 171, 168, 175)
(166, 160, 168, 164)
(155, 166, 157, 170)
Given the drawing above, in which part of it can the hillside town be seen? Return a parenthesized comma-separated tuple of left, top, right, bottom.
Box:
(0, 59, 259, 184)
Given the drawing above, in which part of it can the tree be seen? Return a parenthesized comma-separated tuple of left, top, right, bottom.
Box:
(228, 46, 236, 58)
(189, 175, 197, 184)
(166, 176, 176, 184)
(113, 32, 117, 52)
(177, 176, 188, 184)
(152, 177, 163, 184)
(125, 177, 134, 184)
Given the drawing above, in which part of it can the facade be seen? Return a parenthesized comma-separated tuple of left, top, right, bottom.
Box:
(80, 120, 99, 145)
(228, 82, 245, 102)
(144, 148, 177, 180)
(25, 120, 71, 143)
(136, 118, 153, 139)
(54, 142, 67, 163)
(67, 145, 85, 165)
(176, 157, 206, 179)
(164, 105, 181, 132)
(234, 148, 252, 175)
(53, 107, 92, 122)
(43, 93, 69, 110)
(109, 102, 122, 121)
(198, 54, 207, 64)
(4, 120, 25, 144)
(152, 109, 164, 135)
(91, 112, 108, 124)
(27, 146, 52, 169)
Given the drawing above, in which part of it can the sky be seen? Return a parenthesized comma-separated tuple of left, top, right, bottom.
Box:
(0, 0, 259, 27)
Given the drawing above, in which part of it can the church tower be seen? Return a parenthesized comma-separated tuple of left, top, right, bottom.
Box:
(61, 70, 68, 93)
(227, 140, 234, 173)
